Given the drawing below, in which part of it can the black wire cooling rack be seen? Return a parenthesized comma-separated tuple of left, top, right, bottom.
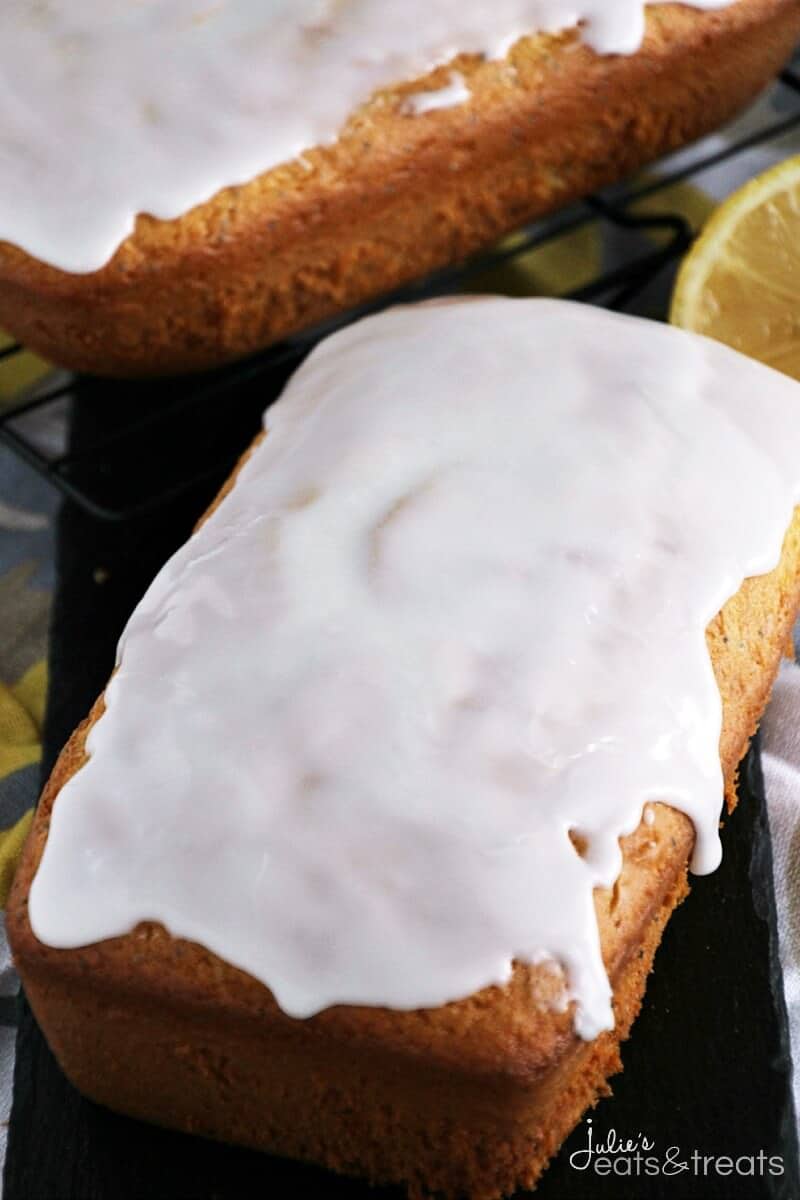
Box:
(3, 61, 800, 522)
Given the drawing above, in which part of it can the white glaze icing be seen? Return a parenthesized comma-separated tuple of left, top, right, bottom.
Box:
(405, 72, 472, 116)
(1, 0, 738, 274)
(28, 298, 800, 1039)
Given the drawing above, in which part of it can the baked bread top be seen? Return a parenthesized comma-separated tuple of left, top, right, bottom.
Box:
(0, 0, 743, 274)
(14, 298, 800, 1071)
(1, 0, 798, 376)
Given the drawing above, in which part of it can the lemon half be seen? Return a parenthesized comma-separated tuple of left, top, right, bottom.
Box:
(670, 155, 800, 379)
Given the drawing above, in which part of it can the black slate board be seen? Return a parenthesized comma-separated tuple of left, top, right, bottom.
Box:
(4, 384, 799, 1200)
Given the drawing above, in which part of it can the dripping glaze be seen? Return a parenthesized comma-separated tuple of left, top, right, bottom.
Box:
(0, 0, 738, 273)
(28, 298, 800, 1039)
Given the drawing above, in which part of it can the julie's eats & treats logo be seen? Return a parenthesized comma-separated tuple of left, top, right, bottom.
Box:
(568, 1119, 785, 1181)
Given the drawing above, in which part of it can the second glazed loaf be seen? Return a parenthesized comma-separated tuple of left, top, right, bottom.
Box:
(0, 0, 799, 376)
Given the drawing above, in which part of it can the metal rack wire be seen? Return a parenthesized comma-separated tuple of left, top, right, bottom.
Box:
(3, 62, 800, 522)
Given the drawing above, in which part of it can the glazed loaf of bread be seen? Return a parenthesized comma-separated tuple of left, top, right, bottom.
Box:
(0, 0, 799, 377)
(9, 521, 800, 1198)
(9, 297, 800, 1198)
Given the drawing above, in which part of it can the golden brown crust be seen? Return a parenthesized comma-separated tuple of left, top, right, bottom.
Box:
(7, 863, 691, 1200)
(8, 425, 800, 1196)
(1, 0, 799, 377)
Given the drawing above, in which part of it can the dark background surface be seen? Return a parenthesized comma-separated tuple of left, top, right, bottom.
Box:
(4, 386, 799, 1199)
